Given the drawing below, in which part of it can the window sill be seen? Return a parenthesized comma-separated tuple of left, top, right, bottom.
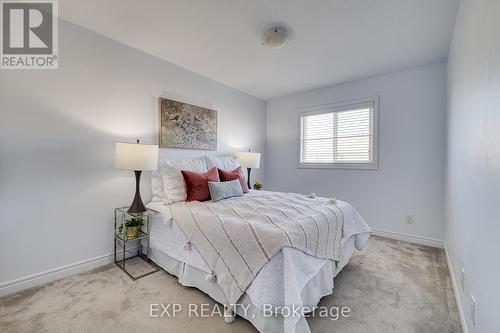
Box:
(297, 162, 378, 170)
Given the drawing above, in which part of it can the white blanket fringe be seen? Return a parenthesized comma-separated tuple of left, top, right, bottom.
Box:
(224, 307, 235, 324)
(205, 271, 216, 282)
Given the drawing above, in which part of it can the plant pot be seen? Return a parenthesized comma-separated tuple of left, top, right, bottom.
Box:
(126, 226, 140, 239)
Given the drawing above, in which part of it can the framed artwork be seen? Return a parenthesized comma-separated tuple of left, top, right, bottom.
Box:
(159, 98, 217, 150)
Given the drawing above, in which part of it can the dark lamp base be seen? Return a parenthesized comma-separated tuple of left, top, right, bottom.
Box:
(127, 170, 146, 214)
(246, 168, 252, 190)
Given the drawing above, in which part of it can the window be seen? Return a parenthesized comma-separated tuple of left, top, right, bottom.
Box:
(298, 96, 378, 169)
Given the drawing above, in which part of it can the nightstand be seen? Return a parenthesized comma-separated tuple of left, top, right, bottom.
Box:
(114, 207, 160, 280)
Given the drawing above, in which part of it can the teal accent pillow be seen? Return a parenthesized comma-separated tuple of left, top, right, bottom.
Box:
(208, 179, 243, 202)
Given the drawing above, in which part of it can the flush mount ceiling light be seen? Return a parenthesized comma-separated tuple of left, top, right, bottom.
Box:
(261, 25, 289, 49)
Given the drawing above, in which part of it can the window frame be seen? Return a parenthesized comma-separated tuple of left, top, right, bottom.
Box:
(297, 96, 379, 170)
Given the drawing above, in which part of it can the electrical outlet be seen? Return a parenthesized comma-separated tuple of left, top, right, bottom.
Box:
(405, 214, 414, 224)
(460, 267, 466, 291)
(470, 295, 476, 326)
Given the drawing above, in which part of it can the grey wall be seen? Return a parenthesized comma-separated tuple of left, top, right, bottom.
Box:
(0, 20, 266, 286)
(266, 63, 447, 241)
(446, 0, 500, 331)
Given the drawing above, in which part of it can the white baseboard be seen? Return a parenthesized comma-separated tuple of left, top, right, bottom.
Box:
(444, 244, 468, 333)
(0, 246, 138, 297)
(371, 228, 444, 248)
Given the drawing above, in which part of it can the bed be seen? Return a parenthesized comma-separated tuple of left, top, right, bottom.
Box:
(143, 156, 370, 333)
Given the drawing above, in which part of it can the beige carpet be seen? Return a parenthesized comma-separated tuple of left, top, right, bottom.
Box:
(0, 237, 461, 333)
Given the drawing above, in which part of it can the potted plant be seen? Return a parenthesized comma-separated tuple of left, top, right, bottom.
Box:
(253, 181, 263, 190)
(118, 217, 144, 239)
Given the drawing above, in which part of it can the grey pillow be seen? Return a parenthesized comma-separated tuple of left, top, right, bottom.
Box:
(208, 179, 243, 202)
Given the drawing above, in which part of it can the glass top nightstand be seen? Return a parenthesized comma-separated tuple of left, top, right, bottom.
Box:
(114, 207, 160, 280)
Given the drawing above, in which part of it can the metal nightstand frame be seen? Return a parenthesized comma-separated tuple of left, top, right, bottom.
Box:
(114, 207, 160, 280)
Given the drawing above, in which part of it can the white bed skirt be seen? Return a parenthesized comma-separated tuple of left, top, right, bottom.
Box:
(148, 235, 358, 333)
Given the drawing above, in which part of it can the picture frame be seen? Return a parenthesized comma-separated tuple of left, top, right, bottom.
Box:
(159, 98, 218, 150)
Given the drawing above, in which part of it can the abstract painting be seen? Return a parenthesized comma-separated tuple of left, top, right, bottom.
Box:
(159, 98, 217, 150)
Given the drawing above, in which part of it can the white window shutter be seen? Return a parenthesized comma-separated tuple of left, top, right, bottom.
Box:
(299, 98, 378, 169)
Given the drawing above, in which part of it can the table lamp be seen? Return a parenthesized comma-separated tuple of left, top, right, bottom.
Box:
(237, 150, 261, 189)
(115, 140, 159, 213)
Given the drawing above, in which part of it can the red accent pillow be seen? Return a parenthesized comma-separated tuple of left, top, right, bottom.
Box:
(181, 167, 219, 202)
(218, 167, 248, 193)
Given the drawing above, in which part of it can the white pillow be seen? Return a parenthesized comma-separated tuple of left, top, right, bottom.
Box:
(151, 170, 166, 202)
(204, 155, 241, 172)
(160, 157, 208, 204)
(204, 155, 247, 182)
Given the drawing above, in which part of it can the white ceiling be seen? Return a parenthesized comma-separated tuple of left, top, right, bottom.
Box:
(60, 0, 460, 100)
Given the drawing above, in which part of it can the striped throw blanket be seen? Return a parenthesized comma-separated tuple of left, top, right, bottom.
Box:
(169, 192, 344, 305)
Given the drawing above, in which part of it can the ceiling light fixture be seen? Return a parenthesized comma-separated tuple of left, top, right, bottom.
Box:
(261, 25, 289, 49)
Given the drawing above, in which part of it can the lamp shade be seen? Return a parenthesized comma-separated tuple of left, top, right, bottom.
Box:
(237, 151, 261, 169)
(115, 142, 159, 171)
